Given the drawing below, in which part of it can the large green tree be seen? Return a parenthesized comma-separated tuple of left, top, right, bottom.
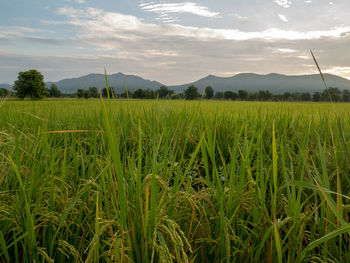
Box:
(13, 69, 48, 100)
(184, 85, 199, 100)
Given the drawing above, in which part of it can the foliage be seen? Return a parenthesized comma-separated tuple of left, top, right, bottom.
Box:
(157, 86, 173, 98)
(13, 69, 48, 100)
(224, 91, 238, 100)
(257, 90, 273, 101)
(88, 87, 99, 98)
(322, 87, 342, 102)
(184, 85, 199, 100)
(102, 87, 116, 98)
(343, 89, 350, 102)
(49, 84, 62, 98)
(77, 89, 87, 99)
(0, 88, 9, 97)
(214, 91, 224, 99)
(205, 86, 214, 99)
(238, 89, 248, 100)
(45, 85, 350, 103)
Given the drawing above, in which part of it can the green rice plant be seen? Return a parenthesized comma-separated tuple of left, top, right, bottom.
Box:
(0, 97, 349, 262)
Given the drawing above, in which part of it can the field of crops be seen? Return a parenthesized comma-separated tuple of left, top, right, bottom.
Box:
(0, 99, 350, 262)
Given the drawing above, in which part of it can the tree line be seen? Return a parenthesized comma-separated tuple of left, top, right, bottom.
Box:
(72, 85, 350, 102)
(3, 69, 350, 102)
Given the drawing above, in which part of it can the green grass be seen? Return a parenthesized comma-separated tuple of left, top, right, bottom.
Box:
(0, 99, 350, 262)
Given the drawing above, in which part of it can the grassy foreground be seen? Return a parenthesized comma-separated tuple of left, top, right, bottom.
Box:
(0, 99, 350, 262)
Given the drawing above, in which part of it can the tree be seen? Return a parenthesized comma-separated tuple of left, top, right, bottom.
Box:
(238, 90, 248, 100)
(342, 89, 350, 102)
(184, 85, 199, 100)
(214, 92, 224, 99)
(257, 90, 273, 101)
(84, 90, 91, 99)
(321, 87, 341, 102)
(172, 93, 184, 100)
(300, 92, 311, 101)
(144, 89, 156, 99)
(102, 87, 116, 98)
(0, 88, 9, 97)
(49, 84, 61, 97)
(205, 86, 214, 99)
(133, 89, 146, 99)
(13, 69, 48, 100)
(282, 92, 292, 101)
(102, 88, 108, 98)
(224, 91, 238, 100)
(77, 89, 86, 99)
(89, 87, 99, 98)
(312, 92, 321, 102)
(157, 86, 172, 98)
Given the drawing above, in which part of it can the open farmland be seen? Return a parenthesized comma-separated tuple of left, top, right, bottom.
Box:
(0, 99, 350, 262)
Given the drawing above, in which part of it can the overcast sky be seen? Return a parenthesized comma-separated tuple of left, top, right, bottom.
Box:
(1, 0, 350, 85)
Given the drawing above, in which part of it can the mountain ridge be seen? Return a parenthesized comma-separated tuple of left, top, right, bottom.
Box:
(46, 72, 163, 94)
(2, 72, 350, 94)
(168, 73, 350, 94)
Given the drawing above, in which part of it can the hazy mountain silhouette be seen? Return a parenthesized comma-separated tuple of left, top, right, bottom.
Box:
(169, 73, 350, 94)
(27, 72, 350, 94)
(46, 72, 164, 94)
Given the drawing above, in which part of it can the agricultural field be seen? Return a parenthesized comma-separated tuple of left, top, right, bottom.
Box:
(0, 99, 350, 262)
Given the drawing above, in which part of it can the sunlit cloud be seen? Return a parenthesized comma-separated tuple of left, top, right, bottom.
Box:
(274, 48, 297, 53)
(57, 7, 350, 43)
(278, 14, 288, 22)
(324, 66, 350, 79)
(274, 0, 292, 8)
(139, 2, 220, 18)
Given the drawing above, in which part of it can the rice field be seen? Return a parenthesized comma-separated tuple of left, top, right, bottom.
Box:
(0, 99, 350, 262)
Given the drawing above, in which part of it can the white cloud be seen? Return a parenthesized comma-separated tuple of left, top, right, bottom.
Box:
(324, 66, 350, 79)
(297, 55, 310, 60)
(139, 2, 220, 18)
(274, 48, 297, 53)
(278, 14, 289, 22)
(274, 0, 292, 8)
(0, 26, 55, 40)
(57, 7, 350, 43)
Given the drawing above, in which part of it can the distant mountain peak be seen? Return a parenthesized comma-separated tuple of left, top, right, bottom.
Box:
(169, 73, 350, 94)
(47, 72, 164, 93)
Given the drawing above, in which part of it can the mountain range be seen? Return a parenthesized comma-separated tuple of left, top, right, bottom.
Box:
(2, 72, 350, 94)
(169, 73, 350, 94)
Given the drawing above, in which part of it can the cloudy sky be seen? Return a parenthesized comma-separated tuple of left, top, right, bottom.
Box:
(1, 0, 350, 85)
